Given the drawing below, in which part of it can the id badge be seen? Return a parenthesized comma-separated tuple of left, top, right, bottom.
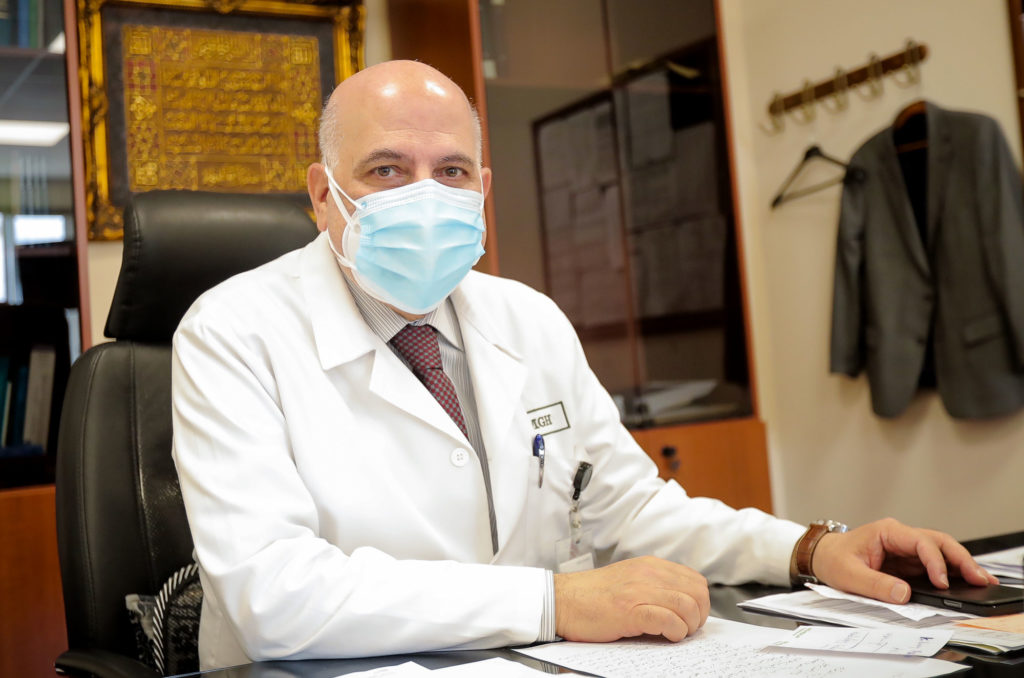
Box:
(555, 530, 595, 573)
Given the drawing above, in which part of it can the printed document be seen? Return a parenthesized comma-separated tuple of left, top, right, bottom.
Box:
(739, 588, 1024, 654)
(768, 626, 953, 656)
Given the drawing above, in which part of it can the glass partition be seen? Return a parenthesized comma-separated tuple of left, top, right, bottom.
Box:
(479, 0, 751, 428)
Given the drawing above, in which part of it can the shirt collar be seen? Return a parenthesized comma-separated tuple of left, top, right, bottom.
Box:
(340, 270, 463, 351)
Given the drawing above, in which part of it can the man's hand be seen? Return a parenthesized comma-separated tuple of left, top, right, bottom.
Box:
(811, 518, 999, 603)
(554, 556, 710, 643)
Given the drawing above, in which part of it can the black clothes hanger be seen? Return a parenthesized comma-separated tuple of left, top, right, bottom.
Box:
(771, 144, 857, 208)
(894, 100, 928, 154)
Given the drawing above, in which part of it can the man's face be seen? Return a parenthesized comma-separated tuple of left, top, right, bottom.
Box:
(308, 74, 492, 245)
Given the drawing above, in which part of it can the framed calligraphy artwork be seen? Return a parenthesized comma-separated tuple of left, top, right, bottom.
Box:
(77, 0, 364, 240)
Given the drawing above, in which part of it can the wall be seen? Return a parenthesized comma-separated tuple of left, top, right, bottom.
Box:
(719, 0, 1024, 539)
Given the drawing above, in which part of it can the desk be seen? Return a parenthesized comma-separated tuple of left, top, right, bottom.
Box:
(178, 531, 1024, 677)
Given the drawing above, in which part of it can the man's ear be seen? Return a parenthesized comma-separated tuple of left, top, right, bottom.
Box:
(479, 167, 493, 250)
(480, 166, 493, 199)
(307, 163, 330, 233)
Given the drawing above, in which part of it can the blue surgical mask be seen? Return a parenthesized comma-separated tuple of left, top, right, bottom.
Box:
(323, 165, 486, 315)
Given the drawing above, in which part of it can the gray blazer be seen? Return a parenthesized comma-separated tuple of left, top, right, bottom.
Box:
(831, 102, 1024, 419)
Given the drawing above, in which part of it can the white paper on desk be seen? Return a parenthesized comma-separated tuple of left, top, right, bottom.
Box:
(805, 583, 964, 620)
(515, 616, 962, 678)
(739, 589, 1024, 654)
(976, 545, 1024, 581)
(333, 661, 432, 677)
(431, 657, 556, 676)
(770, 626, 954, 656)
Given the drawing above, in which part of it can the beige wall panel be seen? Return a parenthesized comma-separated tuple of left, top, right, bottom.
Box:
(719, 0, 1023, 538)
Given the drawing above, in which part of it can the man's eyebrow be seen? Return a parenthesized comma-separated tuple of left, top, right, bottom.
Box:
(354, 148, 407, 171)
(437, 153, 476, 166)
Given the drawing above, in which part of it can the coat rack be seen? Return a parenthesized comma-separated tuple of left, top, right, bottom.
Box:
(761, 40, 928, 134)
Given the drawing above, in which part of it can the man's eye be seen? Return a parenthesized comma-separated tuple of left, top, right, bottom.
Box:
(443, 167, 464, 178)
(374, 166, 394, 177)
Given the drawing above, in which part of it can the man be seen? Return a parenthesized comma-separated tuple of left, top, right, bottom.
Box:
(172, 60, 996, 670)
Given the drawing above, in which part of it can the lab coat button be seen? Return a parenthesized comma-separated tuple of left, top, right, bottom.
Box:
(450, 448, 470, 467)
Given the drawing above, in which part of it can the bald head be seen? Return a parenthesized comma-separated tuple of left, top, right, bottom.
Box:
(318, 60, 482, 170)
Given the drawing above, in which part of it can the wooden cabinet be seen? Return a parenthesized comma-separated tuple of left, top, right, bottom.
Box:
(631, 417, 773, 513)
(0, 485, 66, 677)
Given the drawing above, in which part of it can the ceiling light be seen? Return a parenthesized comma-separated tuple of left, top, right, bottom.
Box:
(0, 120, 70, 146)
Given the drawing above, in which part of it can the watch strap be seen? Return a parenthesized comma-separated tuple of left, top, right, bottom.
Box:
(790, 520, 847, 587)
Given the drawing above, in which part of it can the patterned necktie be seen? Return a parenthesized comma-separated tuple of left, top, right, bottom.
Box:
(390, 324, 468, 438)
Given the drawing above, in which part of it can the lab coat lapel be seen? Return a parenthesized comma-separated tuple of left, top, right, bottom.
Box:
(367, 352, 469, 443)
(300, 233, 468, 444)
(451, 280, 530, 558)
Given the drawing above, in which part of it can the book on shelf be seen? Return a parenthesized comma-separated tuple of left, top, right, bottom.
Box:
(43, 0, 60, 49)
(22, 344, 55, 447)
(65, 307, 81, 364)
(7, 364, 28, 446)
(15, 0, 29, 47)
(10, 0, 44, 49)
(0, 0, 12, 47)
(0, 356, 9, 439)
(0, 381, 11, 445)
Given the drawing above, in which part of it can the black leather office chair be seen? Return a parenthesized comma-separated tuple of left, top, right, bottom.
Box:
(55, 190, 318, 677)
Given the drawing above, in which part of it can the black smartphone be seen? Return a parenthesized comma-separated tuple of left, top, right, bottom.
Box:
(906, 576, 1024, 617)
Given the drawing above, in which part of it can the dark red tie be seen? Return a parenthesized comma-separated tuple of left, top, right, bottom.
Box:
(390, 324, 468, 438)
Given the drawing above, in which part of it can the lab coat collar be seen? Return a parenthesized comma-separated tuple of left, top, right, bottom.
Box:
(301, 231, 379, 371)
(302, 233, 469, 443)
(302, 238, 529, 466)
(449, 275, 523, 364)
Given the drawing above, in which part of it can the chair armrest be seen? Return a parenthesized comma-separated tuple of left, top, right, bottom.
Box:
(55, 649, 161, 678)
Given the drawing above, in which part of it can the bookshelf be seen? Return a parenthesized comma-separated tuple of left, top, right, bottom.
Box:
(0, 0, 86, 674)
(0, 0, 83, 489)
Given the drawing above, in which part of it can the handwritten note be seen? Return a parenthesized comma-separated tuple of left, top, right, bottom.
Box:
(515, 617, 962, 678)
(770, 627, 953, 656)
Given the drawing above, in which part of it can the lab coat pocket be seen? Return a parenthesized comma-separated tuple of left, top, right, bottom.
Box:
(523, 438, 587, 570)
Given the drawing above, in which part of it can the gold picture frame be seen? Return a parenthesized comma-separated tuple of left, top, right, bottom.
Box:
(77, 0, 364, 240)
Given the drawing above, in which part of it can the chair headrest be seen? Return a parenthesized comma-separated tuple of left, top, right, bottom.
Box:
(104, 190, 318, 342)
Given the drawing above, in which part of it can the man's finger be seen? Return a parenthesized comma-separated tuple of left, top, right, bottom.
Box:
(935, 536, 999, 586)
(912, 533, 950, 588)
(631, 604, 689, 642)
(658, 589, 703, 635)
(845, 562, 911, 603)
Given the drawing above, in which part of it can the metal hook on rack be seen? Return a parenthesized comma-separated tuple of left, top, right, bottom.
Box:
(788, 80, 817, 124)
(855, 53, 884, 100)
(759, 92, 785, 135)
(892, 39, 922, 88)
(821, 67, 849, 113)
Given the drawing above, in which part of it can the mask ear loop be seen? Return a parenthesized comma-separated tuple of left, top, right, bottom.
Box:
(323, 163, 360, 227)
(322, 163, 360, 268)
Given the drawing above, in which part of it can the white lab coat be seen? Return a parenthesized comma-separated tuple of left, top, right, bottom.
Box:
(172, 232, 805, 670)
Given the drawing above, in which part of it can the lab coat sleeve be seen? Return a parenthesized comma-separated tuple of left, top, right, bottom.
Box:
(550, 306, 804, 586)
(172, 304, 546, 662)
(830, 166, 867, 377)
(977, 118, 1024, 368)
